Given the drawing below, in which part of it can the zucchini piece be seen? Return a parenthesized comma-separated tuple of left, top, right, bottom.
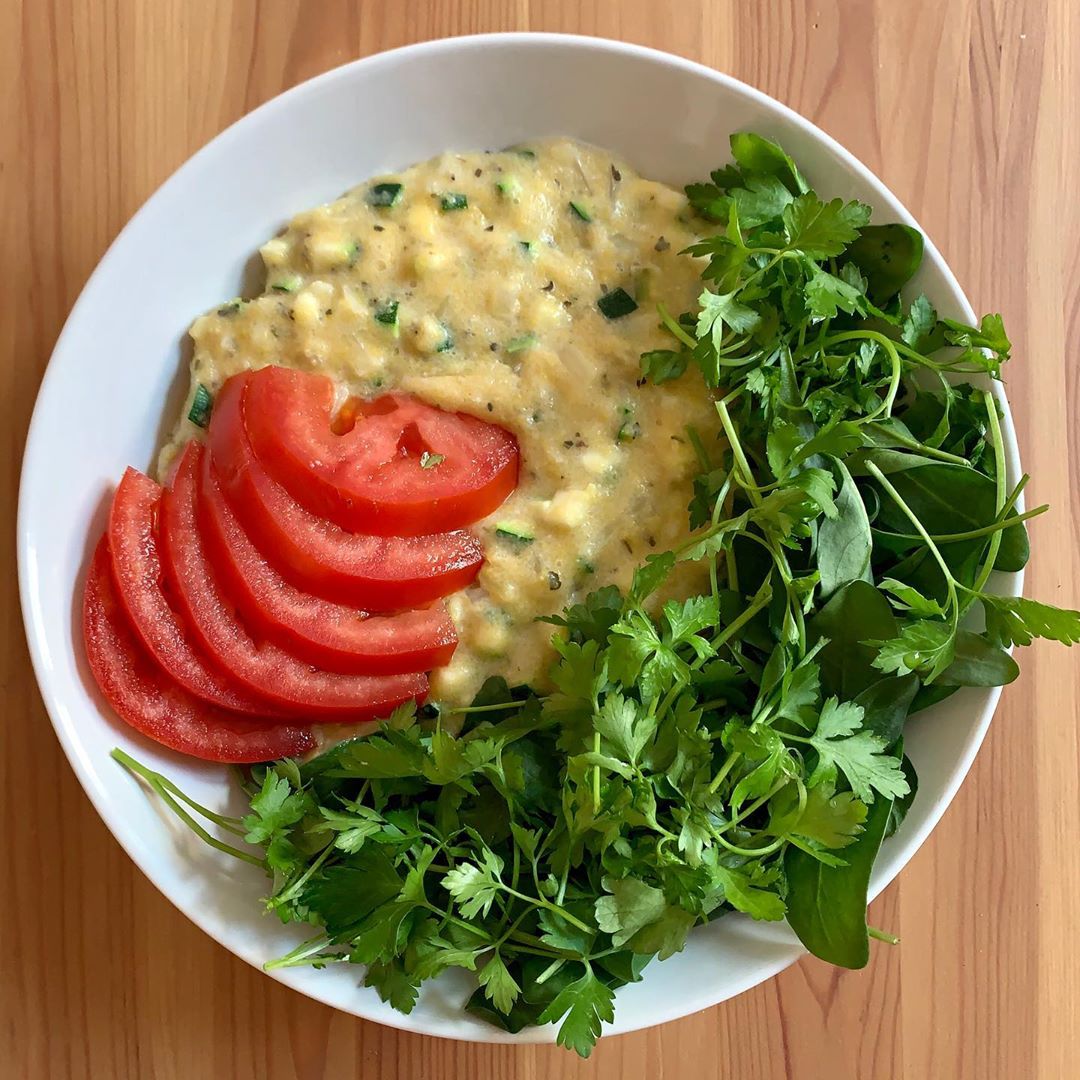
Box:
(495, 522, 535, 544)
(216, 299, 243, 316)
(374, 299, 399, 331)
(509, 147, 537, 159)
(598, 287, 638, 319)
(440, 193, 468, 211)
(569, 201, 592, 222)
(368, 182, 403, 208)
(505, 333, 538, 354)
(270, 275, 302, 293)
(419, 451, 445, 470)
(517, 240, 533, 254)
(496, 177, 522, 200)
(633, 267, 653, 303)
(617, 405, 641, 442)
(188, 384, 213, 429)
(435, 325, 454, 352)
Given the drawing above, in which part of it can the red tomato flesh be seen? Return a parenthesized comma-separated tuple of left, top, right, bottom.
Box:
(197, 443, 459, 675)
(83, 538, 317, 763)
(159, 442, 428, 719)
(208, 374, 483, 610)
(242, 365, 519, 535)
(107, 465, 286, 715)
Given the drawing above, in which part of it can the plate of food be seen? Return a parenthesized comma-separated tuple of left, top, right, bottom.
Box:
(18, 32, 1079, 1056)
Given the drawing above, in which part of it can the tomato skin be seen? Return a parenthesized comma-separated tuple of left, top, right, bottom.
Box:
(159, 442, 429, 719)
(107, 466, 286, 715)
(83, 538, 317, 763)
(242, 365, 519, 536)
(198, 445, 459, 675)
(208, 375, 483, 611)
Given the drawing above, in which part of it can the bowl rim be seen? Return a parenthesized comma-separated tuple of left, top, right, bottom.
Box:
(17, 30, 1020, 1043)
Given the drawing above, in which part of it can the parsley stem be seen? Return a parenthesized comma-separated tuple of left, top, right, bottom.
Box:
(656, 301, 697, 349)
(270, 840, 335, 910)
(714, 832, 783, 857)
(111, 748, 246, 835)
(714, 777, 792, 834)
(868, 926, 900, 945)
(820, 331, 903, 421)
(866, 460, 960, 677)
(707, 751, 742, 795)
(111, 749, 266, 867)
(862, 422, 972, 466)
(715, 399, 760, 506)
(969, 390, 1008, 598)
(867, 461, 958, 611)
(440, 700, 520, 715)
(534, 958, 566, 985)
(265, 934, 333, 970)
(712, 580, 773, 654)
(498, 886, 593, 935)
(685, 423, 711, 470)
(155, 778, 265, 867)
(592, 732, 602, 807)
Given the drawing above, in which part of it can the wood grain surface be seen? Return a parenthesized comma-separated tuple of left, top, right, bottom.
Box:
(3, 2, 1078, 1077)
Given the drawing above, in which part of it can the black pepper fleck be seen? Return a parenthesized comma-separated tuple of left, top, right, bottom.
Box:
(611, 164, 622, 182)
(541, 280, 554, 292)
(647, 535, 657, 548)
(621, 539, 633, 555)
(486, 402, 494, 412)
(563, 300, 572, 308)
(547, 571, 562, 591)
(563, 439, 575, 448)
(490, 342, 499, 351)
(373, 225, 385, 232)
(654, 236, 670, 252)
(485, 225, 495, 232)
(474, 167, 482, 177)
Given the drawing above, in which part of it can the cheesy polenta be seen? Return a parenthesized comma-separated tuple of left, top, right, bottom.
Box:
(163, 138, 720, 704)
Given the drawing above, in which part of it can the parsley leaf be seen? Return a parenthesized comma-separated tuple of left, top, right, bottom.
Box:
(536, 968, 616, 1058)
(803, 698, 910, 802)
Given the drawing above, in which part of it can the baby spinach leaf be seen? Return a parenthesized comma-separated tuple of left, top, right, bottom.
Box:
(853, 673, 920, 743)
(840, 223, 923, 302)
(817, 462, 873, 596)
(808, 581, 898, 699)
(785, 791, 892, 968)
(729, 131, 809, 194)
(934, 630, 1019, 686)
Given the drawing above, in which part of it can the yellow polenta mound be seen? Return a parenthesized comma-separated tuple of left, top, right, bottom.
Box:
(164, 139, 720, 704)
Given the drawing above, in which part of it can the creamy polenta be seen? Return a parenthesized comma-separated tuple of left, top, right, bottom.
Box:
(163, 138, 720, 705)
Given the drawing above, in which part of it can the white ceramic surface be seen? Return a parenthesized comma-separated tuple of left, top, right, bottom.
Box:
(18, 33, 1022, 1043)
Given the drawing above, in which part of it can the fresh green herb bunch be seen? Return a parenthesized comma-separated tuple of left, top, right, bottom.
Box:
(118, 133, 1080, 1057)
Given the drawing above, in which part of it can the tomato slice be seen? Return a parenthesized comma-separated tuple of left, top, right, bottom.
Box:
(208, 374, 483, 610)
(107, 466, 286, 715)
(242, 365, 519, 535)
(159, 442, 428, 719)
(198, 445, 459, 675)
(83, 538, 317, 763)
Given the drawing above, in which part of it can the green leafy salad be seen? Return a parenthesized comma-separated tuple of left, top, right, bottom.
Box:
(116, 132, 1080, 1056)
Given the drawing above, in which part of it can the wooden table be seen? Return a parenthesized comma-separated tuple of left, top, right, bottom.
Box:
(4, 2, 1078, 1076)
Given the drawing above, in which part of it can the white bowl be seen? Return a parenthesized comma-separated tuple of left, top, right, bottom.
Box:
(18, 33, 1022, 1043)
